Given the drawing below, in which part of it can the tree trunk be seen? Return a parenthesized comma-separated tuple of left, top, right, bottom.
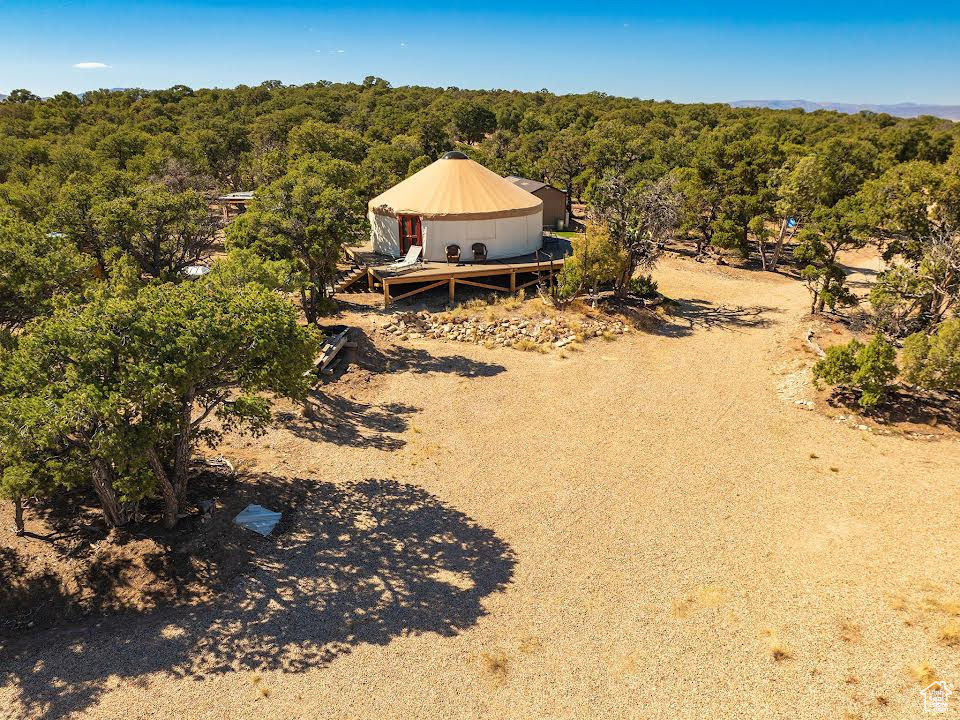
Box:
(91, 459, 128, 527)
(565, 187, 573, 227)
(769, 218, 789, 270)
(306, 266, 321, 324)
(147, 447, 179, 529)
(615, 259, 635, 297)
(173, 388, 196, 506)
(814, 284, 826, 314)
(13, 497, 24, 535)
(299, 286, 312, 324)
(757, 236, 768, 271)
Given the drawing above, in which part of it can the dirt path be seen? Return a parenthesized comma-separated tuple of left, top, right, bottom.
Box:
(4, 257, 960, 719)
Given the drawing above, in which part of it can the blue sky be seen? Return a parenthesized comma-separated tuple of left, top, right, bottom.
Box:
(2, 0, 959, 104)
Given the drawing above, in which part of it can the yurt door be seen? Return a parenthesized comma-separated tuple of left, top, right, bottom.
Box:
(398, 215, 422, 254)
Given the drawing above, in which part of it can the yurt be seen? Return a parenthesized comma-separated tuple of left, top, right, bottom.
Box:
(368, 151, 543, 262)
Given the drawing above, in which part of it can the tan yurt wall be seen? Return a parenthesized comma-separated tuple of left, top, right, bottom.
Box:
(421, 209, 542, 262)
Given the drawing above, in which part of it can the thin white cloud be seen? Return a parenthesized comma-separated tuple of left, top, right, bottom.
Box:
(400, 42, 408, 48)
(330, 49, 345, 54)
(73, 62, 111, 69)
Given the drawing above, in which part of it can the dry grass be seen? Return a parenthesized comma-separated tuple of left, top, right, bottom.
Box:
(909, 661, 937, 686)
(769, 642, 792, 662)
(923, 595, 960, 616)
(498, 289, 525, 311)
(760, 628, 792, 662)
(518, 637, 543, 655)
(839, 621, 861, 644)
(672, 585, 730, 619)
(938, 621, 960, 645)
(512, 338, 539, 352)
(481, 651, 510, 685)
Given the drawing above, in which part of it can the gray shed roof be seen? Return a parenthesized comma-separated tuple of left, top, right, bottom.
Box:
(504, 176, 561, 194)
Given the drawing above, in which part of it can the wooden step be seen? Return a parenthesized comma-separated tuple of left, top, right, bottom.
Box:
(332, 266, 366, 293)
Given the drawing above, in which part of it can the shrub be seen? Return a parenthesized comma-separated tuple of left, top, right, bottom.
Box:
(901, 318, 960, 392)
(629, 274, 659, 298)
(812, 333, 898, 409)
(555, 222, 628, 301)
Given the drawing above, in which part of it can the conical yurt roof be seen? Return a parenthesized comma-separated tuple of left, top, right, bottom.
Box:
(369, 151, 542, 221)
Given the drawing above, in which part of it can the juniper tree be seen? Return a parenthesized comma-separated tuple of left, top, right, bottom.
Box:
(590, 174, 681, 295)
(794, 198, 868, 314)
(0, 270, 318, 528)
(226, 155, 367, 323)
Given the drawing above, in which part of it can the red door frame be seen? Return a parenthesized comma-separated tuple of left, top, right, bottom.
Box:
(398, 214, 422, 254)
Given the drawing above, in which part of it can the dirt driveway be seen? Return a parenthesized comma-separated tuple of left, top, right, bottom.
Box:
(3, 256, 960, 719)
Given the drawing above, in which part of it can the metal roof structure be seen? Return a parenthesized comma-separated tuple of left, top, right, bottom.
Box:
(504, 175, 560, 195)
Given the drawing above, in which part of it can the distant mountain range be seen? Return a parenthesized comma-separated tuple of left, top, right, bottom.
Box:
(731, 99, 960, 121)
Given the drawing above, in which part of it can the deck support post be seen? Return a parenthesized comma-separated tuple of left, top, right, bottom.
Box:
(510, 271, 516, 292)
(383, 281, 391, 307)
(448, 278, 455, 305)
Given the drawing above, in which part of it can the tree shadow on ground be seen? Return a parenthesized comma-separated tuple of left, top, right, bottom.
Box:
(349, 328, 506, 378)
(1, 475, 515, 719)
(827, 385, 960, 432)
(652, 298, 780, 338)
(273, 329, 505, 451)
(278, 396, 418, 451)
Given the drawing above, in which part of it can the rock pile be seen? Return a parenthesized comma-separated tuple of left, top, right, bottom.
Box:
(380, 310, 629, 349)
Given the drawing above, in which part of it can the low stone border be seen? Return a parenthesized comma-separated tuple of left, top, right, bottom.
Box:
(381, 310, 630, 349)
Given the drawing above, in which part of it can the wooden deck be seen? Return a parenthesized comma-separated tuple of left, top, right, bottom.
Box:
(344, 238, 571, 306)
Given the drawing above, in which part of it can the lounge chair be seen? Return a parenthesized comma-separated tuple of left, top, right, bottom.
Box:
(445, 244, 461, 264)
(388, 244, 423, 271)
(472, 242, 487, 262)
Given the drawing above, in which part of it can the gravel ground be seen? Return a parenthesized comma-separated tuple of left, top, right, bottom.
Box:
(3, 254, 960, 719)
